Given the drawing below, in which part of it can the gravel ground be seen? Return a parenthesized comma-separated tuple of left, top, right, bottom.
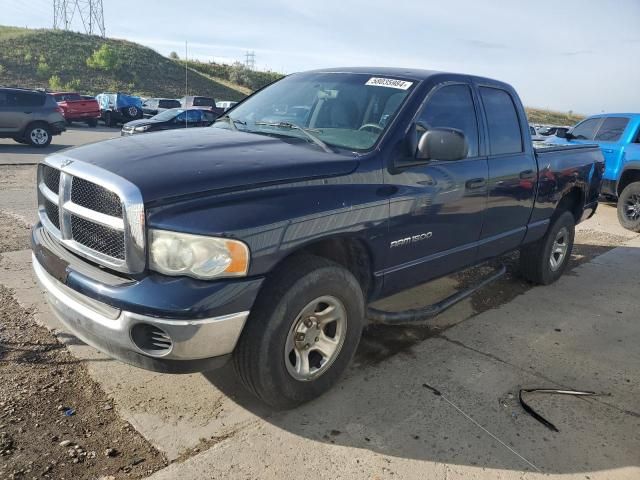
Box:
(0, 215, 168, 479)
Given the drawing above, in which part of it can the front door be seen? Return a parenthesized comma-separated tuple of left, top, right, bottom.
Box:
(382, 82, 488, 295)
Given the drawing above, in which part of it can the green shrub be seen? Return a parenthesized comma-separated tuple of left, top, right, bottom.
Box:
(37, 61, 50, 77)
(86, 44, 120, 70)
(48, 75, 63, 90)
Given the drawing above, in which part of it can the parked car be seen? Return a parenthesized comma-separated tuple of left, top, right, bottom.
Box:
(0, 87, 66, 147)
(538, 125, 570, 137)
(179, 95, 224, 117)
(549, 113, 640, 231)
(32, 67, 603, 408)
(141, 98, 181, 118)
(216, 100, 238, 111)
(529, 125, 545, 142)
(96, 92, 143, 127)
(121, 108, 215, 135)
(51, 92, 100, 127)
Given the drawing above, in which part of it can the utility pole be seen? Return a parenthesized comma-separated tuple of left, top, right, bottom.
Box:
(53, 0, 106, 37)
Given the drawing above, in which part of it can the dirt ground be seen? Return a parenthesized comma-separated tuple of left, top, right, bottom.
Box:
(0, 215, 168, 479)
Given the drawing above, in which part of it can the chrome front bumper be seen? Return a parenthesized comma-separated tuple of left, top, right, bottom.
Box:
(32, 254, 249, 373)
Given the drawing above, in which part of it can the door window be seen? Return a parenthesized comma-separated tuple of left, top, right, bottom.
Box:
(186, 110, 201, 123)
(594, 117, 629, 142)
(417, 84, 479, 158)
(479, 87, 523, 155)
(570, 118, 601, 140)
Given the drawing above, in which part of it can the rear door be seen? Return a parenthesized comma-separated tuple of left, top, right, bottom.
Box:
(476, 85, 538, 260)
(382, 82, 488, 294)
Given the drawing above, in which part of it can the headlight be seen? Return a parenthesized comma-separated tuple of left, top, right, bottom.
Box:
(134, 125, 151, 132)
(149, 229, 249, 279)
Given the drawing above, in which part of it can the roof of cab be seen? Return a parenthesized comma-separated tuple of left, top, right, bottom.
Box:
(303, 66, 512, 88)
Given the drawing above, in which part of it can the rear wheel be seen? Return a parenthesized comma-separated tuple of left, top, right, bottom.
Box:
(25, 123, 52, 147)
(234, 254, 364, 409)
(104, 111, 115, 127)
(520, 210, 575, 285)
(617, 182, 640, 232)
(86, 118, 98, 128)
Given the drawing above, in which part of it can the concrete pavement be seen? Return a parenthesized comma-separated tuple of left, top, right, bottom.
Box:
(1, 233, 637, 478)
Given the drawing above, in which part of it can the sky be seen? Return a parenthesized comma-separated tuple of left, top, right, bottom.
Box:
(2, 0, 639, 114)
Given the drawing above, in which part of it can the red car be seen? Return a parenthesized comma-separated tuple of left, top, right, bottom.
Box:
(52, 92, 100, 127)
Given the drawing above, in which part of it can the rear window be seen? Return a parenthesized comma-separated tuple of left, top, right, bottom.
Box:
(594, 117, 629, 142)
(479, 87, 523, 155)
(159, 99, 180, 109)
(54, 93, 82, 102)
(570, 118, 601, 140)
(193, 97, 215, 107)
(15, 92, 46, 107)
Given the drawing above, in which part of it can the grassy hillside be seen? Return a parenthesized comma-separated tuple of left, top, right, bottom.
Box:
(0, 26, 246, 101)
(526, 107, 583, 126)
(0, 25, 584, 125)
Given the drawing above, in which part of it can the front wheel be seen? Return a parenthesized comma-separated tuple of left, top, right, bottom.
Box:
(86, 118, 98, 128)
(234, 255, 364, 409)
(617, 182, 640, 232)
(519, 210, 575, 285)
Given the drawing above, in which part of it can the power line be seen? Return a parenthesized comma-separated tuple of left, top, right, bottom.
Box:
(53, 0, 105, 37)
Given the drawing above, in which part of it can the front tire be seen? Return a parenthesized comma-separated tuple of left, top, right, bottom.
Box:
(617, 182, 640, 232)
(234, 254, 364, 409)
(520, 211, 575, 285)
(25, 123, 52, 147)
(87, 118, 98, 128)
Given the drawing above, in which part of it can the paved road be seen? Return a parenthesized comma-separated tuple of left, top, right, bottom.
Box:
(0, 124, 118, 165)
(0, 130, 638, 478)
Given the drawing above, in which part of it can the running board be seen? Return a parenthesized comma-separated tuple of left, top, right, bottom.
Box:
(366, 264, 507, 325)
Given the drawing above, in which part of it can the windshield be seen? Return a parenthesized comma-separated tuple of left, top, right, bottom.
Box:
(152, 108, 184, 121)
(193, 97, 215, 107)
(213, 72, 416, 151)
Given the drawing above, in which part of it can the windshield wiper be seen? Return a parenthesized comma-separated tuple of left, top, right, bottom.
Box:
(254, 121, 334, 153)
(215, 115, 246, 131)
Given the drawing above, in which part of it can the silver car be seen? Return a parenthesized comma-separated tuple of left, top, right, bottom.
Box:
(0, 88, 66, 147)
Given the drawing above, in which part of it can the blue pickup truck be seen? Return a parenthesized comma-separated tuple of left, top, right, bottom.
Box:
(32, 68, 604, 408)
(551, 113, 640, 231)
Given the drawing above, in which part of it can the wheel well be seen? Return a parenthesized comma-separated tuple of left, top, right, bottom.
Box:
(295, 237, 374, 298)
(555, 187, 584, 222)
(618, 169, 640, 195)
(22, 121, 49, 136)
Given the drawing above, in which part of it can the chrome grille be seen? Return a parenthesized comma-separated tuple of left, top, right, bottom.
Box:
(37, 157, 145, 273)
(71, 177, 123, 217)
(44, 199, 60, 229)
(71, 215, 125, 260)
(42, 165, 60, 194)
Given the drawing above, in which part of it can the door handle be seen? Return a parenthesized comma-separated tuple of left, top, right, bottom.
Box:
(602, 149, 614, 153)
(24, 111, 32, 114)
(465, 178, 486, 190)
(519, 169, 535, 180)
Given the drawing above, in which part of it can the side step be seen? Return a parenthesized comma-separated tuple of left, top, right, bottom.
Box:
(366, 265, 507, 325)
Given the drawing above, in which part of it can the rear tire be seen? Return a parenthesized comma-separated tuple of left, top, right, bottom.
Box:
(520, 211, 575, 285)
(104, 111, 115, 128)
(87, 118, 98, 128)
(617, 182, 640, 232)
(234, 254, 364, 409)
(25, 122, 52, 147)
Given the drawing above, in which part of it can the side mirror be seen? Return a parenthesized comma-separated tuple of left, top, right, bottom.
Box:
(417, 128, 468, 161)
(555, 129, 567, 139)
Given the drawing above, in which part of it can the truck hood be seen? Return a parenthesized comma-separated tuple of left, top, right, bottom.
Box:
(57, 127, 359, 204)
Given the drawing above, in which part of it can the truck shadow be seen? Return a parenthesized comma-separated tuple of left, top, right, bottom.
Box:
(0, 143, 72, 155)
(203, 242, 638, 474)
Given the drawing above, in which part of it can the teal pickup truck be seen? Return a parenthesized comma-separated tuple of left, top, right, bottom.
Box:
(553, 113, 640, 231)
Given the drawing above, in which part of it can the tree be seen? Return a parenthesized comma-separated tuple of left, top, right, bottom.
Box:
(169, 51, 179, 60)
